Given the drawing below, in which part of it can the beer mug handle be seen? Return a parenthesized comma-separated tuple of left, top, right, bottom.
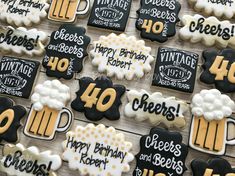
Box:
(57, 107, 73, 132)
(77, 0, 90, 15)
(226, 117, 235, 145)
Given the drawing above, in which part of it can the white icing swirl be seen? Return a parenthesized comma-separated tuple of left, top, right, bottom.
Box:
(191, 89, 235, 121)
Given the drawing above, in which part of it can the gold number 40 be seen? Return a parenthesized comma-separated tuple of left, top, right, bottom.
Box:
(47, 57, 69, 72)
(209, 56, 235, 83)
(80, 83, 116, 112)
(142, 19, 164, 34)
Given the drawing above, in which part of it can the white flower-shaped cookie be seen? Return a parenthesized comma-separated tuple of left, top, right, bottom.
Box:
(179, 14, 235, 49)
(90, 33, 154, 80)
(0, 143, 62, 176)
(62, 123, 134, 176)
(0, 0, 49, 26)
(124, 89, 188, 128)
(188, 0, 235, 19)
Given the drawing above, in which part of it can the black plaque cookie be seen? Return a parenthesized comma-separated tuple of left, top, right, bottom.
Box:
(152, 47, 199, 93)
(0, 56, 40, 98)
(133, 127, 188, 176)
(0, 97, 26, 143)
(88, 0, 132, 31)
(200, 48, 235, 93)
(136, 0, 181, 43)
(71, 76, 126, 121)
(191, 158, 235, 175)
(42, 24, 90, 80)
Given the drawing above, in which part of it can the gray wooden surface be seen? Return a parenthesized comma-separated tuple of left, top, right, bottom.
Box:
(0, 0, 235, 175)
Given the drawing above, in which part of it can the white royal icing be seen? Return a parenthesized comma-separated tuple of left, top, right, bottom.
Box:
(31, 79, 70, 111)
(62, 123, 134, 176)
(179, 14, 235, 49)
(188, 0, 235, 19)
(0, 0, 49, 26)
(0, 143, 62, 176)
(90, 33, 154, 80)
(0, 26, 48, 56)
(191, 89, 235, 121)
(124, 89, 188, 128)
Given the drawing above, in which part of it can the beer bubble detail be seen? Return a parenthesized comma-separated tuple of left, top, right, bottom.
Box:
(0, 143, 62, 176)
(124, 89, 188, 128)
(189, 89, 235, 155)
(62, 123, 134, 176)
(24, 80, 73, 140)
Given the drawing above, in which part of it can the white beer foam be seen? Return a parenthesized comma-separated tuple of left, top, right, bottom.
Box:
(31, 80, 70, 111)
(191, 89, 235, 121)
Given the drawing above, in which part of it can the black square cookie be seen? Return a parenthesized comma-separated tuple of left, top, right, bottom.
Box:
(152, 47, 199, 93)
(88, 0, 132, 31)
(0, 56, 40, 98)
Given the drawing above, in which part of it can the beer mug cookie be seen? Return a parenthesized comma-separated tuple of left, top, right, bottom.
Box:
(133, 127, 188, 176)
(0, 97, 26, 143)
(189, 89, 235, 155)
(24, 79, 73, 140)
(90, 33, 154, 80)
(62, 123, 134, 176)
(0, 0, 49, 26)
(191, 157, 235, 175)
(71, 76, 126, 121)
(124, 89, 188, 128)
(0, 143, 62, 176)
(48, 0, 90, 23)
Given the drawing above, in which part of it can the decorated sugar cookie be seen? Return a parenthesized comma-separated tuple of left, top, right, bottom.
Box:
(152, 47, 199, 93)
(23, 80, 73, 140)
(0, 0, 49, 26)
(88, 0, 132, 31)
(188, 0, 235, 19)
(71, 76, 126, 121)
(0, 143, 62, 176)
(0, 97, 26, 143)
(62, 123, 134, 176)
(189, 89, 235, 155)
(124, 89, 188, 128)
(0, 56, 40, 98)
(0, 26, 48, 56)
(90, 33, 154, 80)
(179, 14, 235, 49)
(133, 127, 188, 176)
(136, 0, 181, 43)
(42, 24, 90, 79)
(200, 48, 235, 93)
(191, 158, 235, 175)
(48, 0, 90, 23)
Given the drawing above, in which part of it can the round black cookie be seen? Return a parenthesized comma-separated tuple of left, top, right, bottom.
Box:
(42, 24, 90, 80)
(191, 158, 235, 175)
(136, 0, 181, 43)
(200, 48, 235, 93)
(71, 76, 126, 121)
(0, 97, 26, 143)
(133, 127, 188, 176)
